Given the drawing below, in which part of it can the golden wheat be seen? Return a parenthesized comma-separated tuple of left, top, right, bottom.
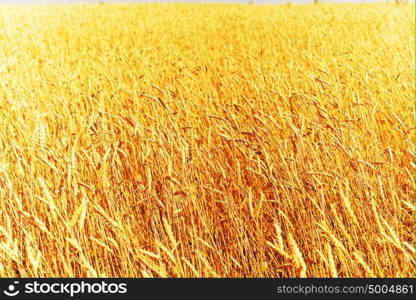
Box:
(0, 3, 414, 277)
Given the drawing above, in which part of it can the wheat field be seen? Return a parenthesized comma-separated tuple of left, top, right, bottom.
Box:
(0, 3, 414, 277)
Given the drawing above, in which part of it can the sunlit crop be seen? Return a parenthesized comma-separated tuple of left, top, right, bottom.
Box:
(0, 3, 414, 277)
